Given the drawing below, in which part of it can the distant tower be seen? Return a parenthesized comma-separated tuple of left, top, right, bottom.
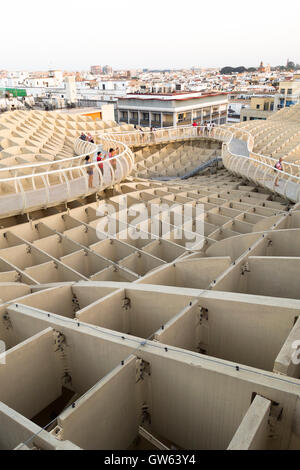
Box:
(65, 76, 77, 105)
(91, 65, 102, 75)
(259, 61, 266, 73)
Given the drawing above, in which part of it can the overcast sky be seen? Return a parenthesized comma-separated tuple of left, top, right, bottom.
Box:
(1, 0, 299, 70)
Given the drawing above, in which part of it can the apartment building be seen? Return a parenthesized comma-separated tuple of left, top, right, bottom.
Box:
(117, 91, 228, 128)
(274, 76, 300, 110)
(240, 96, 275, 121)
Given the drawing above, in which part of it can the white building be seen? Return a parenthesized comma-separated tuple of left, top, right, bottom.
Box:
(118, 91, 229, 128)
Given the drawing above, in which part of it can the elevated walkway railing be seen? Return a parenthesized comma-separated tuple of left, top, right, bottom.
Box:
(221, 124, 300, 202)
(100, 124, 232, 147)
(1, 121, 300, 218)
(107, 123, 300, 202)
(0, 125, 231, 218)
(0, 133, 135, 216)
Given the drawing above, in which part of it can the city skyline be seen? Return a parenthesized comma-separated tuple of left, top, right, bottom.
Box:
(1, 0, 299, 70)
(1, 61, 300, 73)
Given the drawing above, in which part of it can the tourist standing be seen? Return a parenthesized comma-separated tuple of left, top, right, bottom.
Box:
(108, 148, 117, 170)
(97, 151, 104, 177)
(274, 157, 283, 187)
(85, 155, 94, 188)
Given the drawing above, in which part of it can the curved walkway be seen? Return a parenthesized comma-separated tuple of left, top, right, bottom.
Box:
(1, 122, 300, 218)
(0, 134, 135, 217)
(224, 129, 300, 202)
(229, 138, 249, 158)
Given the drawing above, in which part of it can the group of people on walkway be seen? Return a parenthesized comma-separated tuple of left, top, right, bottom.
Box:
(84, 147, 120, 189)
(192, 121, 215, 135)
(80, 132, 95, 143)
(79, 132, 121, 189)
(79, 127, 286, 192)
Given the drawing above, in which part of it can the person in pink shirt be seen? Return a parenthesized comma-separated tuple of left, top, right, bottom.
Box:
(274, 157, 283, 187)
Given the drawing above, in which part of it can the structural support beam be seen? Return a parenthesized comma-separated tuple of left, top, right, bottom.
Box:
(274, 316, 300, 377)
(138, 426, 170, 450)
(227, 395, 271, 450)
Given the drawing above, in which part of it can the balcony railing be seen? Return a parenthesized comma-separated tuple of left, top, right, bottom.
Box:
(275, 93, 300, 100)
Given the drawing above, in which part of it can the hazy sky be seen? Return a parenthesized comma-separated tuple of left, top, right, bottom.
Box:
(1, 0, 299, 70)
